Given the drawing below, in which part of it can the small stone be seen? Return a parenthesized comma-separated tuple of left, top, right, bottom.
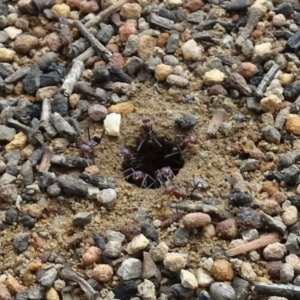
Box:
(283, 80, 300, 101)
(273, 14, 286, 27)
(254, 42, 272, 57)
(46, 287, 59, 300)
(98, 188, 117, 209)
(120, 3, 142, 20)
(260, 95, 282, 113)
(216, 219, 238, 239)
(36, 86, 58, 102)
(241, 262, 257, 282)
(119, 21, 137, 43)
(69, 93, 80, 108)
(0, 286, 11, 300)
(166, 74, 189, 87)
(104, 240, 122, 258)
(104, 113, 121, 136)
(108, 102, 135, 116)
(261, 199, 281, 215)
(106, 229, 125, 243)
(72, 211, 93, 227)
(262, 125, 281, 144)
(13, 233, 29, 253)
(163, 253, 187, 272)
(80, 0, 99, 13)
(286, 254, 300, 273)
(138, 35, 156, 61)
(127, 234, 150, 254)
(81, 246, 101, 266)
(181, 39, 202, 61)
(4, 26, 22, 39)
(92, 264, 114, 283)
(125, 56, 143, 75)
(263, 242, 287, 260)
(282, 205, 298, 226)
(150, 242, 169, 262)
(173, 227, 190, 247)
(0, 173, 16, 186)
(137, 279, 156, 300)
(0, 48, 16, 62)
(265, 79, 284, 99)
(196, 268, 214, 287)
(88, 104, 108, 122)
(279, 73, 294, 87)
(58, 174, 88, 197)
(0, 125, 15, 142)
(209, 282, 236, 300)
(286, 114, 300, 135)
(117, 258, 143, 280)
(180, 269, 198, 289)
(182, 212, 211, 229)
(175, 114, 197, 130)
(166, 33, 180, 54)
(5, 132, 27, 152)
(240, 158, 259, 172)
(212, 259, 234, 281)
(238, 62, 258, 79)
(280, 263, 294, 283)
(39, 268, 58, 288)
(203, 69, 226, 85)
(155, 64, 172, 81)
(13, 34, 39, 54)
(51, 4, 70, 18)
(165, 0, 183, 8)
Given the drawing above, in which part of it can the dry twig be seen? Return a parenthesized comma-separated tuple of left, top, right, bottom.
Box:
(253, 282, 300, 299)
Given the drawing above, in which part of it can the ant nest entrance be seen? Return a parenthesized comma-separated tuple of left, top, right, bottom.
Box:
(120, 117, 197, 189)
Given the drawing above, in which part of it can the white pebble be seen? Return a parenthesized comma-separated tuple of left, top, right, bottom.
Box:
(104, 113, 121, 136)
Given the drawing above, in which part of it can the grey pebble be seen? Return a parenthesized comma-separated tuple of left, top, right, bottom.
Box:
(0, 183, 18, 203)
(141, 223, 158, 242)
(117, 258, 143, 280)
(261, 213, 287, 235)
(47, 183, 62, 197)
(0, 62, 13, 78)
(286, 233, 300, 255)
(125, 56, 143, 76)
(52, 93, 68, 117)
(93, 66, 110, 83)
(13, 232, 29, 253)
(175, 114, 197, 130)
(221, 35, 234, 49)
(173, 227, 190, 247)
(280, 263, 294, 283)
(187, 11, 204, 24)
(106, 229, 125, 243)
(278, 150, 300, 170)
(20, 160, 33, 186)
(232, 277, 249, 300)
(240, 159, 259, 172)
(72, 211, 93, 227)
(27, 284, 44, 300)
(0, 160, 6, 173)
(145, 56, 162, 73)
(39, 172, 56, 189)
(262, 125, 281, 144)
(209, 282, 236, 300)
(163, 55, 179, 66)
(39, 268, 58, 288)
(0, 125, 16, 142)
(294, 274, 300, 286)
(13, 291, 28, 300)
(171, 283, 195, 299)
(123, 35, 139, 57)
(6, 162, 19, 176)
(104, 240, 122, 258)
(166, 74, 189, 87)
(58, 174, 88, 197)
(0, 172, 16, 186)
(99, 188, 117, 210)
(281, 165, 300, 186)
(166, 33, 180, 54)
(96, 23, 114, 44)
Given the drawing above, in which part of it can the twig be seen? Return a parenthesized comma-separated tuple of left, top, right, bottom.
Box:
(207, 109, 226, 137)
(73, 47, 96, 62)
(59, 267, 100, 300)
(236, 7, 264, 46)
(68, 38, 91, 58)
(254, 63, 280, 98)
(40, 98, 57, 139)
(170, 202, 223, 217)
(225, 232, 280, 257)
(73, 20, 112, 62)
(61, 60, 84, 97)
(39, 144, 52, 173)
(253, 282, 300, 299)
(84, 0, 132, 28)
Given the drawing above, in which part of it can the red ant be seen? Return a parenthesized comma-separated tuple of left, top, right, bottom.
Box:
(123, 168, 156, 188)
(137, 116, 162, 152)
(78, 127, 104, 157)
(163, 178, 203, 201)
(156, 166, 175, 185)
(119, 147, 142, 170)
(165, 135, 198, 160)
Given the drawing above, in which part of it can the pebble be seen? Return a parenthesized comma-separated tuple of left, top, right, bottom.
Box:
(106, 229, 125, 243)
(212, 259, 234, 281)
(263, 242, 287, 260)
(150, 242, 169, 262)
(117, 258, 143, 280)
(51, 4, 71, 18)
(238, 62, 258, 78)
(119, 21, 137, 42)
(182, 212, 211, 229)
(254, 42, 272, 57)
(81, 246, 101, 266)
(166, 74, 189, 87)
(173, 227, 190, 247)
(209, 282, 236, 300)
(0, 125, 16, 142)
(241, 262, 257, 282)
(120, 3, 142, 20)
(163, 253, 187, 272)
(137, 35, 156, 61)
(262, 125, 281, 144)
(58, 174, 88, 197)
(13, 34, 39, 54)
(180, 269, 198, 289)
(104, 113, 121, 136)
(272, 14, 286, 27)
(5, 132, 27, 152)
(196, 268, 214, 287)
(72, 211, 93, 227)
(13, 233, 29, 253)
(98, 188, 117, 209)
(240, 158, 259, 172)
(92, 264, 114, 283)
(285, 253, 300, 273)
(0, 173, 16, 186)
(280, 263, 294, 283)
(4, 26, 21, 39)
(104, 240, 122, 258)
(46, 287, 59, 300)
(203, 69, 226, 85)
(80, 0, 99, 13)
(216, 219, 238, 239)
(137, 279, 156, 300)
(181, 39, 202, 61)
(260, 95, 282, 113)
(282, 205, 298, 226)
(155, 63, 172, 81)
(175, 115, 197, 130)
(166, 33, 180, 54)
(39, 268, 58, 288)
(127, 234, 150, 254)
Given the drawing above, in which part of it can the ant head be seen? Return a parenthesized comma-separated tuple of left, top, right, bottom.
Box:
(160, 166, 172, 176)
(142, 115, 152, 124)
(80, 144, 92, 154)
(163, 185, 176, 194)
(133, 170, 145, 181)
(186, 135, 198, 144)
(120, 147, 132, 159)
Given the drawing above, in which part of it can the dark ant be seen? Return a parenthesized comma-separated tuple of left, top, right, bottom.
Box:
(78, 127, 105, 157)
(156, 166, 175, 185)
(137, 116, 162, 152)
(119, 147, 142, 170)
(163, 178, 203, 201)
(165, 135, 198, 160)
(123, 168, 156, 188)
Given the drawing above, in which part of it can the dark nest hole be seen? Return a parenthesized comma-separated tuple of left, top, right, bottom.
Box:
(121, 137, 185, 189)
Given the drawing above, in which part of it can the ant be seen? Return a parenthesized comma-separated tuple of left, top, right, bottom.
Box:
(165, 135, 198, 160)
(156, 166, 175, 185)
(163, 178, 203, 201)
(137, 116, 162, 152)
(78, 127, 105, 158)
(119, 147, 142, 170)
(123, 168, 156, 188)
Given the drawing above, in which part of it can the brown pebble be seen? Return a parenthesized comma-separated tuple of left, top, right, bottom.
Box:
(13, 34, 39, 54)
(267, 261, 283, 279)
(6, 274, 26, 293)
(110, 52, 125, 69)
(216, 219, 238, 239)
(79, 0, 99, 13)
(120, 224, 141, 241)
(270, 191, 286, 204)
(286, 114, 300, 135)
(262, 181, 277, 196)
(0, 285, 11, 300)
(208, 84, 228, 96)
(108, 102, 135, 116)
(137, 35, 156, 61)
(92, 264, 114, 283)
(184, 0, 204, 12)
(261, 199, 281, 215)
(15, 18, 29, 31)
(84, 165, 100, 175)
(46, 32, 62, 52)
(212, 259, 234, 281)
(119, 21, 137, 42)
(182, 212, 211, 230)
(238, 62, 258, 79)
(157, 32, 169, 48)
(81, 246, 102, 266)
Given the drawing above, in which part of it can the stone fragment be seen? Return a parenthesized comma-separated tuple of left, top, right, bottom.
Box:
(51, 4, 70, 18)
(286, 114, 300, 135)
(137, 35, 156, 61)
(238, 62, 258, 78)
(36, 86, 57, 102)
(13, 34, 39, 54)
(104, 240, 122, 258)
(81, 246, 101, 266)
(155, 64, 172, 81)
(119, 21, 137, 42)
(79, 0, 99, 13)
(0, 48, 16, 62)
(166, 74, 189, 87)
(104, 113, 121, 136)
(72, 211, 93, 227)
(210, 282, 236, 300)
(196, 268, 214, 287)
(280, 263, 294, 283)
(39, 268, 58, 288)
(241, 262, 257, 282)
(260, 95, 282, 113)
(254, 42, 272, 57)
(127, 234, 150, 254)
(120, 3, 142, 20)
(283, 80, 300, 101)
(98, 188, 117, 209)
(212, 259, 234, 281)
(150, 242, 169, 262)
(216, 219, 238, 239)
(88, 104, 108, 121)
(263, 242, 286, 260)
(203, 69, 226, 85)
(181, 39, 202, 61)
(262, 125, 281, 144)
(282, 205, 298, 226)
(108, 102, 135, 116)
(180, 269, 198, 289)
(182, 212, 211, 229)
(92, 264, 114, 283)
(0, 125, 15, 142)
(137, 279, 156, 300)
(5, 132, 27, 152)
(4, 26, 22, 39)
(117, 258, 143, 280)
(163, 253, 187, 272)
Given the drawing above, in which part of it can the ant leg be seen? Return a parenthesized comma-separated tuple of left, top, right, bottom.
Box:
(123, 168, 135, 179)
(137, 138, 146, 152)
(149, 134, 162, 148)
(87, 126, 91, 141)
(141, 174, 156, 189)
